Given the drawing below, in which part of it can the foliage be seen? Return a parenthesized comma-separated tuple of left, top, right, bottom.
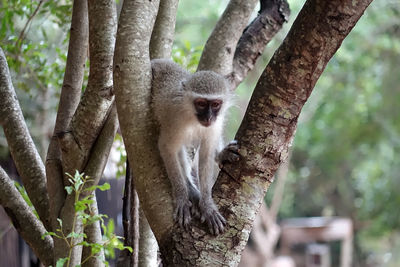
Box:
(43, 171, 131, 266)
(175, 0, 228, 48)
(265, 1, 400, 265)
(172, 41, 203, 73)
(0, 0, 83, 157)
(114, 134, 127, 179)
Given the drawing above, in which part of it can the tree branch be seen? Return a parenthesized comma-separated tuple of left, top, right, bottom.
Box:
(80, 104, 118, 266)
(83, 103, 118, 193)
(53, 0, 117, 262)
(138, 208, 158, 266)
(150, 0, 180, 59)
(0, 166, 53, 266)
(15, 0, 45, 51)
(114, 0, 174, 244)
(0, 47, 50, 230)
(60, 0, 117, 177)
(161, 0, 374, 265)
(46, 0, 89, 233)
(197, 0, 258, 75)
(53, 105, 118, 265)
(231, 0, 290, 89)
(116, 160, 140, 267)
(55, 92, 118, 264)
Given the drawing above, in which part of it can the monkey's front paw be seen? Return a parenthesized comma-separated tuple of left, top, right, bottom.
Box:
(217, 140, 241, 168)
(199, 201, 226, 235)
(174, 198, 192, 231)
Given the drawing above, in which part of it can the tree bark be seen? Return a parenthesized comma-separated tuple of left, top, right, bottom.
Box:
(46, 0, 89, 234)
(53, 0, 117, 263)
(0, 166, 53, 266)
(60, 0, 117, 178)
(138, 208, 158, 267)
(138, 1, 181, 265)
(0, 48, 50, 231)
(231, 0, 290, 89)
(116, 160, 140, 267)
(150, 0, 180, 59)
(114, 0, 172, 247)
(197, 0, 258, 75)
(159, 0, 373, 265)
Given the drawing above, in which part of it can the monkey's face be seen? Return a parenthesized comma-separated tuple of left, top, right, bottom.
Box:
(193, 98, 222, 127)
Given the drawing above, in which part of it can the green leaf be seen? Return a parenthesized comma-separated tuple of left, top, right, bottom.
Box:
(55, 258, 68, 267)
(65, 186, 73, 195)
(66, 231, 85, 240)
(97, 182, 110, 191)
(42, 232, 62, 239)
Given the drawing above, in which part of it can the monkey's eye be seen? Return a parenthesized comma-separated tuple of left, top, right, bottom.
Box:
(194, 99, 208, 109)
(211, 100, 222, 109)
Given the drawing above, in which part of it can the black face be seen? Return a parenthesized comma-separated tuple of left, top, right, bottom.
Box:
(193, 98, 223, 127)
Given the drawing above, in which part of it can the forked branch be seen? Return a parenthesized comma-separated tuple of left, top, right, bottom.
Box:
(46, 0, 89, 233)
(60, 0, 117, 177)
(197, 0, 259, 75)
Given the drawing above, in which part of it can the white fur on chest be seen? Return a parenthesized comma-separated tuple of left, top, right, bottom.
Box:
(182, 118, 223, 146)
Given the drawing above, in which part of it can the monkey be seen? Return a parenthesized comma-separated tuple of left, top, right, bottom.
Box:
(151, 59, 240, 235)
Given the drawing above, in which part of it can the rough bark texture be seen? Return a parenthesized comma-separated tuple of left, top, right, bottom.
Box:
(150, 0, 179, 59)
(231, 0, 290, 89)
(0, 48, 50, 230)
(0, 167, 54, 266)
(81, 105, 118, 267)
(53, 0, 117, 263)
(82, 104, 118, 194)
(59, 0, 117, 178)
(46, 0, 88, 233)
(197, 0, 258, 75)
(159, 0, 373, 265)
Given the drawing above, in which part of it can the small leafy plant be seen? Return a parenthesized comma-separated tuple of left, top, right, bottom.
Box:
(43, 171, 132, 267)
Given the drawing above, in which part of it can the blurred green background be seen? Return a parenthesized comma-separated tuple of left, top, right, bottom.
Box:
(1, 0, 400, 266)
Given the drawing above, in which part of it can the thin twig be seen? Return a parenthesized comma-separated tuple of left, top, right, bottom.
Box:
(15, 0, 45, 50)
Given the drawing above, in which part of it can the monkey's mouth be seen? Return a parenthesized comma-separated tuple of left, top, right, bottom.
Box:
(200, 121, 212, 127)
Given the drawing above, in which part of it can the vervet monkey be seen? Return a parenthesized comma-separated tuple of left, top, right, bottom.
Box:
(151, 59, 240, 235)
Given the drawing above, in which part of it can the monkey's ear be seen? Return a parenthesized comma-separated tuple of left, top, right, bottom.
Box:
(224, 72, 236, 91)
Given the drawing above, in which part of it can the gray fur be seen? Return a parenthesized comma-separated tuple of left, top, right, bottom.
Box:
(182, 71, 229, 95)
(151, 59, 235, 235)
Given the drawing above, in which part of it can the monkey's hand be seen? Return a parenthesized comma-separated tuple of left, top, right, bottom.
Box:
(216, 140, 240, 168)
(199, 200, 226, 235)
(174, 195, 192, 231)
